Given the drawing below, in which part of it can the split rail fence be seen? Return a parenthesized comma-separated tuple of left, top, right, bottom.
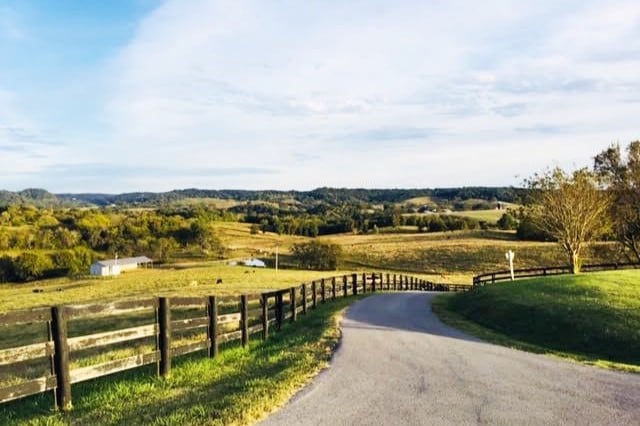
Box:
(473, 261, 640, 286)
(0, 272, 470, 410)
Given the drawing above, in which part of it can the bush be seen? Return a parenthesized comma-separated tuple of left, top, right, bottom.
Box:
(516, 216, 555, 241)
(13, 252, 53, 282)
(291, 241, 342, 270)
(0, 255, 16, 282)
(497, 213, 518, 230)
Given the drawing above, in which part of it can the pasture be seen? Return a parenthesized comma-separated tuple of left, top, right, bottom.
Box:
(320, 229, 620, 281)
(434, 270, 640, 372)
(0, 264, 352, 312)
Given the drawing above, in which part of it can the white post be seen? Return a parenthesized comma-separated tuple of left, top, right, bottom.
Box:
(506, 250, 515, 281)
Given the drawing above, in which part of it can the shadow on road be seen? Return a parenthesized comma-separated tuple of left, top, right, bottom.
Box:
(341, 292, 480, 343)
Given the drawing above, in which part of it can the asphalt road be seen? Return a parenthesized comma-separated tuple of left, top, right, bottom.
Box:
(260, 292, 640, 426)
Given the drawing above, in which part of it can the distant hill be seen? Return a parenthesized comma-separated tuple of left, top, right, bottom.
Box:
(1, 186, 523, 208)
(0, 188, 60, 207)
(56, 187, 523, 207)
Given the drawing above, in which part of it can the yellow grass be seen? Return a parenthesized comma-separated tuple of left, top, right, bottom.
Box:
(320, 230, 620, 282)
(448, 209, 505, 223)
(212, 222, 307, 259)
(400, 196, 435, 206)
(0, 264, 359, 312)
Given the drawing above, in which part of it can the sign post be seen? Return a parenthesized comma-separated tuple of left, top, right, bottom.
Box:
(506, 250, 515, 281)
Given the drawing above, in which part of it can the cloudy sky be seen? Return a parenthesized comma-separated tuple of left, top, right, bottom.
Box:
(1, 0, 639, 193)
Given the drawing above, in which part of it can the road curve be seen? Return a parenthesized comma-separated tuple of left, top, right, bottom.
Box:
(260, 292, 640, 426)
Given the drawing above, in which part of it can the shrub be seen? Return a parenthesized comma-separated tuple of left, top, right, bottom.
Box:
(497, 213, 518, 230)
(13, 252, 53, 282)
(291, 241, 342, 270)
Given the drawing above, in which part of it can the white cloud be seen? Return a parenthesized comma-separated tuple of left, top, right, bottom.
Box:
(3, 0, 640, 191)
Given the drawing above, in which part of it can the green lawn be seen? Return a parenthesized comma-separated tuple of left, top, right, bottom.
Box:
(433, 270, 640, 372)
(1, 296, 358, 425)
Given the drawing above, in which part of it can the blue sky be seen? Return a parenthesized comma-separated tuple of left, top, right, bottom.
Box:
(1, 0, 639, 192)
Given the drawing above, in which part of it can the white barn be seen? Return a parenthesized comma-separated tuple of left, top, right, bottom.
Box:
(90, 256, 153, 277)
(243, 258, 266, 268)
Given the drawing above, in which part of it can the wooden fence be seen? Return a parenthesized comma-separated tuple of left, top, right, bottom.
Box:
(472, 261, 640, 286)
(0, 272, 470, 410)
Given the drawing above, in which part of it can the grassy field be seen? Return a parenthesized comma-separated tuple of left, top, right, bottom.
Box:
(1, 224, 622, 312)
(433, 270, 640, 372)
(0, 263, 358, 312)
(448, 209, 506, 223)
(321, 230, 620, 281)
(0, 296, 356, 425)
(211, 222, 306, 260)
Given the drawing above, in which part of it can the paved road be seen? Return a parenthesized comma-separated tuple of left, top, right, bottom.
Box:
(260, 292, 640, 425)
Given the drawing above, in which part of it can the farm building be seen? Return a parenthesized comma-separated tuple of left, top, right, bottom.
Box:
(243, 258, 266, 268)
(90, 256, 153, 277)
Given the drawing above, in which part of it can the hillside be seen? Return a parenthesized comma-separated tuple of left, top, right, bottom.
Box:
(51, 186, 523, 207)
(435, 271, 640, 370)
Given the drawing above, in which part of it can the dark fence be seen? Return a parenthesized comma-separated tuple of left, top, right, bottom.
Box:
(0, 272, 470, 410)
(472, 262, 640, 287)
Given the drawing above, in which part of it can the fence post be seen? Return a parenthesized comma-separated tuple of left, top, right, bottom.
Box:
(332, 277, 337, 299)
(371, 273, 376, 292)
(343, 275, 348, 298)
(312, 281, 317, 309)
(51, 306, 72, 411)
(158, 297, 171, 378)
(291, 287, 297, 322)
(491, 273, 496, 284)
(352, 274, 358, 296)
(261, 294, 268, 341)
(361, 273, 366, 294)
(321, 278, 326, 303)
(394, 274, 397, 290)
(386, 273, 390, 290)
(207, 296, 218, 358)
(240, 295, 249, 347)
(276, 292, 283, 330)
(302, 284, 307, 314)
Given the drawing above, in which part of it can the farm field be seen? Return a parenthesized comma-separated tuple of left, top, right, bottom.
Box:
(320, 229, 620, 280)
(448, 208, 507, 223)
(0, 264, 359, 312)
(0, 223, 623, 312)
(434, 270, 640, 372)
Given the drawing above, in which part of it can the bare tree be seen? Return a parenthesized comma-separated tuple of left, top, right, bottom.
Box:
(526, 167, 611, 273)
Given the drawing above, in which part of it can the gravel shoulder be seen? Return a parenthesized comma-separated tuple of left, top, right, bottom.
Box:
(260, 292, 640, 426)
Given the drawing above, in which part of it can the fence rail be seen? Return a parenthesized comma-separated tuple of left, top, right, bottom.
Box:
(0, 272, 470, 410)
(472, 261, 640, 286)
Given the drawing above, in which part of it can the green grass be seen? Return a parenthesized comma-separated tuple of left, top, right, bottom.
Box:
(0, 264, 354, 312)
(433, 270, 640, 372)
(448, 209, 505, 223)
(1, 296, 358, 425)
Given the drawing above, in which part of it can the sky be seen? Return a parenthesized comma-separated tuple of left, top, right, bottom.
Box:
(0, 0, 639, 193)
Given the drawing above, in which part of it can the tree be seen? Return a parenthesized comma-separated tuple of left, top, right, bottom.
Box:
(291, 241, 342, 270)
(13, 252, 53, 282)
(594, 141, 640, 261)
(525, 167, 611, 273)
(497, 212, 517, 230)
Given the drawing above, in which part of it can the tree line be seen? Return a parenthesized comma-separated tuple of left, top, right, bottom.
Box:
(0, 205, 230, 282)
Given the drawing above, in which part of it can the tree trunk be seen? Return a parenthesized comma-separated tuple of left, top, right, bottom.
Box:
(570, 250, 581, 274)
